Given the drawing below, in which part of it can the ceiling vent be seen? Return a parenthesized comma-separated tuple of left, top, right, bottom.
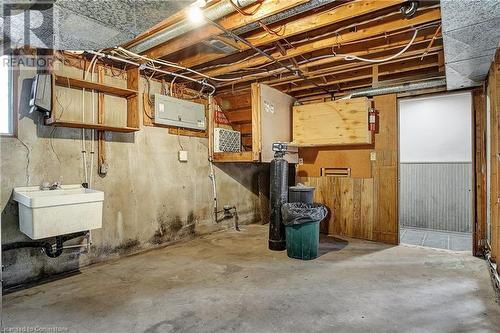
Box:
(204, 39, 238, 54)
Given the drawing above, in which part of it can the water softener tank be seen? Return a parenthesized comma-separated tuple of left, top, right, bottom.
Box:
(269, 144, 288, 251)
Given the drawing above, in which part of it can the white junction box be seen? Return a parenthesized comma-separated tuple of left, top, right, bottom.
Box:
(13, 185, 104, 239)
(178, 150, 188, 162)
(214, 128, 241, 153)
(154, 94, 206, 130)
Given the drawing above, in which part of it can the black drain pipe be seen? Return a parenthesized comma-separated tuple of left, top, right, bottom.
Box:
(2, 231, 88, 258)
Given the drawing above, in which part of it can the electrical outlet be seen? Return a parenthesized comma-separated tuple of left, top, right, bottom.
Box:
(370, 152, 377, 161)
(178, 150, 188, 162)
(298, 158, 304, 165)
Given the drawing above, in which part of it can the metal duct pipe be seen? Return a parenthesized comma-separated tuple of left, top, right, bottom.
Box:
(130, 0, 259, 54)
(343, 78, 446, 99)
(232, 0, 336, 36)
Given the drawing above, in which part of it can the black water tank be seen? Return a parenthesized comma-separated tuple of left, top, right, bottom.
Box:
(269, 156, 288, 251)
(289, 185, 315, 204)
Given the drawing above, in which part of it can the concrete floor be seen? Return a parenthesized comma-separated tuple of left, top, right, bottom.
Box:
(3, 225, 500, 333)
(401, 226, 473, 252)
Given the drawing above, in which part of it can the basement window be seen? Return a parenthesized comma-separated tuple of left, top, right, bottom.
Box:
(0, 55, 13, 136)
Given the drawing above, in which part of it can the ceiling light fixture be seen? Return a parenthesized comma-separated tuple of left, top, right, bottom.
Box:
(188, 5, 205, 24)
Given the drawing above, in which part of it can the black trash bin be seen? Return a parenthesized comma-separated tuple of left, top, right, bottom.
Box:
(288, 185, 315, 204)
(281, 203, 327, 260)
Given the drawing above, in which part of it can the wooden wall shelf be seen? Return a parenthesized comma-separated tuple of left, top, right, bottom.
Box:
(212, 152, 254, 162)
(54, 75, 137, 98)
(46, 68, 140, 133)
(45, 119, 139, 133)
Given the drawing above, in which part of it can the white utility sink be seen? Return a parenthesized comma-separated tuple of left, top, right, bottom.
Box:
(13, 185, 104, 239)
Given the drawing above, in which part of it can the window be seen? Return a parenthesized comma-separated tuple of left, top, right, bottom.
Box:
(0, 55, 13, 136)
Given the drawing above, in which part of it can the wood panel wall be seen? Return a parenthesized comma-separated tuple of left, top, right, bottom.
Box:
(297, 94, 399, 245)
(474, 88, 487, 257)
(488, 50, 500, 265)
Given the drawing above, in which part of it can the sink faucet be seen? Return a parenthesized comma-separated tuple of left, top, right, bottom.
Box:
(40, 181, 61, 190)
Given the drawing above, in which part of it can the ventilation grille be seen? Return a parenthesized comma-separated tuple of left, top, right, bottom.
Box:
(204, 39, 238, 54)
(214, 128, 241, 153)
(320, 167, 351, 177)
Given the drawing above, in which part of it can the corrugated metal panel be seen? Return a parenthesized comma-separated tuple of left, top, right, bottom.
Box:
(399, 163, 472, 232)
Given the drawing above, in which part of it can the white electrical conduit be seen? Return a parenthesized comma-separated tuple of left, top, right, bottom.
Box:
(81, 55, 96, 186)
(209, 160, 218, 223)
(82, 54, 99, 187)
(87, 50, 217, 95)
(83, 54, 100, 251)
(220, 29, 420, 86)
(117, 26, 418, 87)
(115, 47, 240, 82)
(89, 59, 97, 188)
(170, 76, 177, 96)
(337, 29, 418, 63)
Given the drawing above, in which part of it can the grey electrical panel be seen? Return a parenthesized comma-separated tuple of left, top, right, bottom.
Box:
(29, 74, 52, 118)
(154, 94, 206, 130)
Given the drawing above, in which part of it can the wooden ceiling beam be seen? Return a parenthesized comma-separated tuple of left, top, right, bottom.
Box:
(293, 68, 442, 99)
(215, 40, 443, 95)
(273, 48, 442, 89)
(177, 0, 405, 68)
(282, 55, 440, 94)
(199, 8, 441, 78)
(144, 0, 308, 59)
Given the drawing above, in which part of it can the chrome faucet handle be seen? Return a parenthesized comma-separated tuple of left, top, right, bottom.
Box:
(40, 181, 51, 190)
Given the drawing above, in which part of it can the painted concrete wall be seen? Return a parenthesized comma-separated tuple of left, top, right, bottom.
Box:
(0, 61, 268, 288)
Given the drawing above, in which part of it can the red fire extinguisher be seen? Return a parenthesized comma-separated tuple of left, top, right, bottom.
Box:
(368, 107, 377, 132)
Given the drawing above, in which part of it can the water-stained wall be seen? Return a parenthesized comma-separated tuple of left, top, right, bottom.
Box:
(0, 61, 268, 288)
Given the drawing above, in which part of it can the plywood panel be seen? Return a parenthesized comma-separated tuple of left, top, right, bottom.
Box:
(295, 94, 398, 245)
(373, 94, 399, 245)
(360, 179, 374, 239)
(256, 83, 297, 163)
(292, 98, 372, 146)
(297, 147, 372, 178)
(297, 176, 375, 240)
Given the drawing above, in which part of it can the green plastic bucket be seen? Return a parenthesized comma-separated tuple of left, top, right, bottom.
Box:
(285, 221, 320, 260)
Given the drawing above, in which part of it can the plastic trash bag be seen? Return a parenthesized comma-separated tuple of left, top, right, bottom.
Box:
(281, 202, 328, 226)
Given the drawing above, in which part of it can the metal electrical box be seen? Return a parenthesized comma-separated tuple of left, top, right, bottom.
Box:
(154, 94, 206, 130)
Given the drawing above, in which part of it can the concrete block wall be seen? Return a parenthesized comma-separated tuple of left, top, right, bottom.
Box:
(0, 61, 268, 288)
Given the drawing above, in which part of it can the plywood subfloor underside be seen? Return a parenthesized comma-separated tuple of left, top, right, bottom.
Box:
(3, 225, 500, 332)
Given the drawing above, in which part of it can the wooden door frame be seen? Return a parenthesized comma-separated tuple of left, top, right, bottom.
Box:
(473, 87, 487, 257)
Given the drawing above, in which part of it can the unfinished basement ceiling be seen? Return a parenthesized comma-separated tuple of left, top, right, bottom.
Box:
(2, 0, 193, 50)
(121, 0, 444, 101)
(441, 0, 500, 90)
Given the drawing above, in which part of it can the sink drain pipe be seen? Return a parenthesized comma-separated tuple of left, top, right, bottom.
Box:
(2, 231, 89, 258)
(209, 160, 240, 230)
